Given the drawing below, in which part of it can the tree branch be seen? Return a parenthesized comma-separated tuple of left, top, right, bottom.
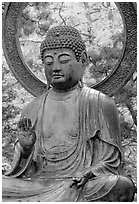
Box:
(58, 2, 67, 25)
(133, 76, 137, 83)
(19, 39, 42, 44)
(125, 100, 137, 126)
(122, 139, 137, 147)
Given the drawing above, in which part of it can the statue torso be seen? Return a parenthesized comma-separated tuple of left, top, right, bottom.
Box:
(42, 87, 81, 153)
(35, 87, 92, 178)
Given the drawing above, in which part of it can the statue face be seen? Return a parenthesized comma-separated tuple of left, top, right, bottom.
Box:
(43, 49, 85, 91)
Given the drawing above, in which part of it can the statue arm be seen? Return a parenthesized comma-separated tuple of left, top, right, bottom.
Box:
(72, 93, 122, 187)
(17, 91, 47, 157)
(88, 93, 122, 176)
(74, 138, 121, 184)
(89, 138, 121, 175)
(4, 139, 34, 177)
(4, 98, 41, 177)
(99, 92, 122, 149)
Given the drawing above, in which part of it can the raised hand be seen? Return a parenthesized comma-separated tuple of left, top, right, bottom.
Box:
(18, 117, 36, 150)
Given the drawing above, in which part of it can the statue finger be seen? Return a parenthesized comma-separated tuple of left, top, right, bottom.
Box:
(18, 117, 29, 131)
(22, 118, 29, 131)
(30, 119, 38, 132)
(23, 118, 32, 131)
(70, 177, 83, 188)
(26, 118, 32, 130)
(18, 119, 25, 131)
(72, 177, 82, 183)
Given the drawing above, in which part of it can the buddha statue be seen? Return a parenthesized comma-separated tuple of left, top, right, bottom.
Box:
(2, 26, 136, 202)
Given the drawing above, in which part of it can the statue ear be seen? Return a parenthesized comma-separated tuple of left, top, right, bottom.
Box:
(81, 52, 87, 66)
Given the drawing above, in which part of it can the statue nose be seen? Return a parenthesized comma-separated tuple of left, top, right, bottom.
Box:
(52, 62, 61, 71)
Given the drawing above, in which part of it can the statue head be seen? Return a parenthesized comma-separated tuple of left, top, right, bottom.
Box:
(40, 26, 87, 62)
(40, 26, 87, 91)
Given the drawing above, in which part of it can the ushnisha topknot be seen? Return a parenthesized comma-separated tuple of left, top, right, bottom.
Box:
(40, 26, 86, 62)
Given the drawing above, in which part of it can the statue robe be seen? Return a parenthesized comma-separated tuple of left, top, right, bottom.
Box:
(2, 87, 123, 202)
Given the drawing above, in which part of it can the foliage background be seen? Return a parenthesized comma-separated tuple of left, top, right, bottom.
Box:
(2, 2, 137, 188)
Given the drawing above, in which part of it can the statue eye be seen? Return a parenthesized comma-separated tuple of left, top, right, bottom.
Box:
(59, 55, 71, 64)
(44, 56, 53, 65)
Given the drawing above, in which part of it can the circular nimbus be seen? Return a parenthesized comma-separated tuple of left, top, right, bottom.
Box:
(2, 2, 137, 97)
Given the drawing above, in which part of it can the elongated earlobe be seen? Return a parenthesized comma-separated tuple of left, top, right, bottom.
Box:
(82, 58, 86, 64)
(78, 79, 83, 88)
(81, 52, 87, 65)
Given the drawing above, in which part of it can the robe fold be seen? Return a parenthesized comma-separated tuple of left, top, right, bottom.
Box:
(2, 87, 123, 202)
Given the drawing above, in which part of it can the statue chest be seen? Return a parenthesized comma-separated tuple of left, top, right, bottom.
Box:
(42, 94, 79, 150)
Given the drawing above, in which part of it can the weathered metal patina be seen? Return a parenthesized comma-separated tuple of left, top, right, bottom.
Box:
(2, 3, 136, 202)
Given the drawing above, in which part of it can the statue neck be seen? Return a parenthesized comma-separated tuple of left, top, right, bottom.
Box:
(48, 84, 81, 101)
(52, 83, 79, 92)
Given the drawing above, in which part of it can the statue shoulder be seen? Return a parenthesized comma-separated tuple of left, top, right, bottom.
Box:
(21, 91, 48, 118)
(98, 92, 120, 138)
(98, 92, 118, 114)
(82, 87, 117, 112)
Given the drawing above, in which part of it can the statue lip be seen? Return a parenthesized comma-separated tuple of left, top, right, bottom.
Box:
(52, 74, 64, 78)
